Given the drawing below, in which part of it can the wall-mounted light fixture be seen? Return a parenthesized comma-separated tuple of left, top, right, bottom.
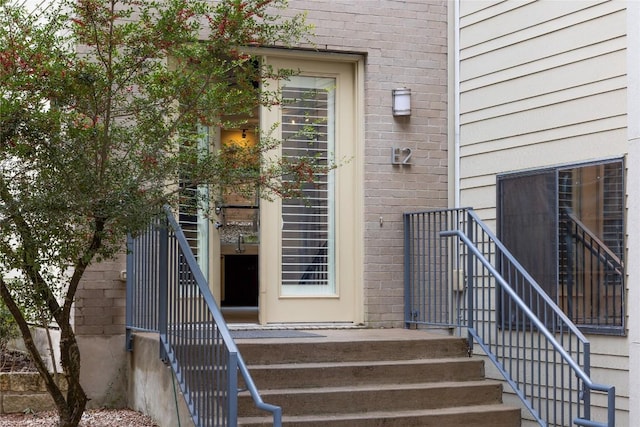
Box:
(241, 129, 247, 138)
(392, 88, 411, 116)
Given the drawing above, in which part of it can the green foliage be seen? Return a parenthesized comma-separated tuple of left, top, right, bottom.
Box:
(0, 299, 18, 352)
(2, 0, 312, 252)
(0, 0, 318, 425)
(0, 0, 318, 289)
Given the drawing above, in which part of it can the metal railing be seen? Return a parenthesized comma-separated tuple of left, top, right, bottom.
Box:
(126, 206, 281, 427)
(404, 208, 615, 427)
(561, 209, 624, 332)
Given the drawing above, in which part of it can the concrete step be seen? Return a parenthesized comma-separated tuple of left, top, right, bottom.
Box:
(181, 357, 486, 393)
(243, 358, 486, 389)
(233, 329, 520, 426)
(238, 404, 522, 427)
(238, 380, 505, 417)
(237, 335, 470, 365)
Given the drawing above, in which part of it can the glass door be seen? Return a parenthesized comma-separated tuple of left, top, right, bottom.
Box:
(280, 76, 336, 296)
(260, 56, 361, 324)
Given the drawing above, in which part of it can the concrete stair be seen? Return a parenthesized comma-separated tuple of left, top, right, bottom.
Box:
(234, 329, 521, 427)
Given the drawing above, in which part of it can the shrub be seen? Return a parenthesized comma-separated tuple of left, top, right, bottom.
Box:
(0, 300, 19, 352)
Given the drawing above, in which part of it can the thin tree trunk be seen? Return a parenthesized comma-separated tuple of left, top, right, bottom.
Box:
(0, 272, 88, 427)
(40, 310, 58, 376)
(0, 279, 72, 417)
(57, 326, 87, 427)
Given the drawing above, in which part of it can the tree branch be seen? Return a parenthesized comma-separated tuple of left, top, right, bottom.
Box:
(0, 276, 67, 410)
(0, 177, 63, 325)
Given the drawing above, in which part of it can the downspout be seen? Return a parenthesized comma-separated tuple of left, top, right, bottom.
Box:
(454, 0, 461, 209)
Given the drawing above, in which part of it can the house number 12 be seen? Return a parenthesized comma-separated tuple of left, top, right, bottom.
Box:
(391, 147, 412, 166)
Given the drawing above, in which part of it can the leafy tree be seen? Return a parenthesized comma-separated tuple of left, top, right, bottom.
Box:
(0, 298, 18, 355)
(0, 0, 320, 425)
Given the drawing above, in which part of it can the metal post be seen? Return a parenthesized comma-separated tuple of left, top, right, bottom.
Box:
(466, 210, 474, 352)
(158, 221, 169, 362)
(583, 342, 592, 421)
(403, 214, 412, 328)
(227, 352, 239, 426)
(608, 386, 616, 427)
(125, 235, 134, 351)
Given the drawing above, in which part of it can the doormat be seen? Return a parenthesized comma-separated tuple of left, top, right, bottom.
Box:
(231, 330, 324, 339)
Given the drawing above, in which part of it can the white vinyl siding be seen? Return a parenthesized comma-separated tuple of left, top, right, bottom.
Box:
(458, 1, 627, 224)
(456, 1, 629, 424)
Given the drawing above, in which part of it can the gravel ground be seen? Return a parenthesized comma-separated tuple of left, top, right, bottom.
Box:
(0, 350, 159, 426)
(0, 409, 159, 426)
(0, 352, 159, 426)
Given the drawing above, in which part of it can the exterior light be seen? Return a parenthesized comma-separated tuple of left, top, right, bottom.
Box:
(392, 88, 411, 116)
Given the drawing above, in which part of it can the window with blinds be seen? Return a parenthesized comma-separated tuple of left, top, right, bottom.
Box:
(178, 125, 210, 281)
(280, 76, 335, 295)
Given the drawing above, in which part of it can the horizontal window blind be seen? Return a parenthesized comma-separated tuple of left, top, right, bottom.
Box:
(178, 125, 209, 280)
(281, 78, 335, 294)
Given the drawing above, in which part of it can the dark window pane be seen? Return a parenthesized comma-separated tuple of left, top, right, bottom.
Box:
(559, 161, 624, 328)
(498, 160, 625, 332)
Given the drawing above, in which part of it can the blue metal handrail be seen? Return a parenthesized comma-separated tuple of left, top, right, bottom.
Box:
(442, 229, 615, 427)
(404, 208, 616, 427)
(126, 206, 281, 427)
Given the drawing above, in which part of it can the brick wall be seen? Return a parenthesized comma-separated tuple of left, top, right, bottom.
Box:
(74, 1, 449, 331)
(73, 254, 128, 408)
(74, 253, 127, 336)
(284, 0, 449, 327)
